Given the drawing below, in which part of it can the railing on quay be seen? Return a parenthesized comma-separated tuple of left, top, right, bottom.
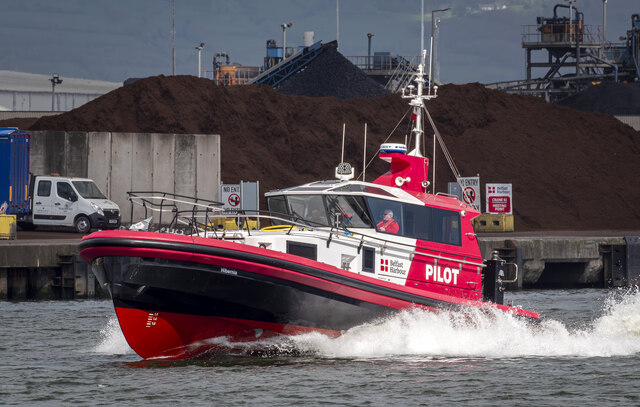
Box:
(345, 55, 420, 72)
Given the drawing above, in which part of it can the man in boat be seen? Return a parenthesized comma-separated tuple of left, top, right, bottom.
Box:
(377, 209, 399, 234)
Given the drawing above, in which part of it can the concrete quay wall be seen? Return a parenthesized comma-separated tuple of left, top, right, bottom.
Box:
(29, 131, 221, 224)
(0, 240, 99, 300)
(478, 234, 636, 289)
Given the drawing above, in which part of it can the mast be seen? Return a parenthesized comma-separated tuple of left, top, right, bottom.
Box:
(403, 49, 436, 158)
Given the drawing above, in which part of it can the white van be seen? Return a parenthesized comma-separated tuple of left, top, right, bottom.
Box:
(26, 176, 121, 233)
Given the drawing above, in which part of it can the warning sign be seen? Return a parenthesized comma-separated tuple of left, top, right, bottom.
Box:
(486, 183, 512, 214)
(463, 187, 475, 204)
(228, 194, 240, 207)
(459, 176, 481, 212)
(221, 184, 241, 211)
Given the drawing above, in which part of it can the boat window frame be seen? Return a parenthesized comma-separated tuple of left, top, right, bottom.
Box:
(364, 196, 462, 247)
(286, 194, 331, 226)
(362, 246, 375, 273)
(265, 191, 463, 247)
(325, 195, 374, 228)
(266, 195, 290, 225)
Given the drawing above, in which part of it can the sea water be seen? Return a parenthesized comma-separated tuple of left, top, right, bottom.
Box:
(1, 289, 639, 406)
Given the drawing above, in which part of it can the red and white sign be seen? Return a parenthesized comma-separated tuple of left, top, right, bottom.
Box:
(221, 184, 241, 211)
(228, 194, 240, 207)
(486, 183, 512, 214)
(459, 176, 481, 212)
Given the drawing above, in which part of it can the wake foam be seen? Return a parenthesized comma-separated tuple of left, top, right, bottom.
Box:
(93, 317, 134, 355)
(289, 289, 640, 359)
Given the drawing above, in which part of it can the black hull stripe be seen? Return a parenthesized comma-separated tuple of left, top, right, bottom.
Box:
(105, 257, 394, 330)
(80, 237, 469, 313)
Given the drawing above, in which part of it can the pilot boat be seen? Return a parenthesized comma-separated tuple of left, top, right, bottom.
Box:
(79, 55, 539, 360)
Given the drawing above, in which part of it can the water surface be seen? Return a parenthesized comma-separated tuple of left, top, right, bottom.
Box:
(1, 288, 639, 406)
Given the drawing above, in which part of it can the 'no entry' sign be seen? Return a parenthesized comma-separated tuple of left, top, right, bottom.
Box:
(221, 184, 241, 211)
(459, 176, 480, 212)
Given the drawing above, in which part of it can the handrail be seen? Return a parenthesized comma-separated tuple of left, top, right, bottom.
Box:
(127, 191, 225, 234)
(125, 191, 485, 268)
(502, 263, 519, 284)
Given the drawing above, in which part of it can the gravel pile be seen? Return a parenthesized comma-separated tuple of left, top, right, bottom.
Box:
(557, 82, 640, 115)
(276, 42, 389, 99)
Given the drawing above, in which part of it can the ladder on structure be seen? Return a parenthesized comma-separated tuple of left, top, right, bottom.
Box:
(385, 55, 441, 93)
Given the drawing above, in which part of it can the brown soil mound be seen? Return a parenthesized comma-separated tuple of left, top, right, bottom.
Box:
(7, 75, 640, 231)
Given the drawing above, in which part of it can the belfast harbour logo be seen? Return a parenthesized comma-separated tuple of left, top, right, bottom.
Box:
(380, 258, 407, 275)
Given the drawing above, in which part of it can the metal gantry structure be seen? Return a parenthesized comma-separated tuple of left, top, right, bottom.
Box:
(487, 5, 640, 102)
(247, 41, 324, 87)
(345, 54, 442, 93)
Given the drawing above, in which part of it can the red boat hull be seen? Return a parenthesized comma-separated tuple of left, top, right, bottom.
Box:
(115, 307, 340, 359)
(80, 230, 539, 359)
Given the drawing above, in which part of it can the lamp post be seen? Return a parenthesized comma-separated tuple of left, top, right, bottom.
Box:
(50, 73, 63, 111)
(281, 22, 292, 61)
(429, 7, 449, 95)
(602, 0, 607, 51)
(172, 0, 175, 75)
(195, 43, 205, 78)
(367, 33, 374, 70)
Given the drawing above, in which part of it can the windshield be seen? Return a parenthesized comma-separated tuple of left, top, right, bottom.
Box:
(72, 181, 106, 199)
(288, 195, 329, 226)
(325, 195, 373, 228)
(266, 194, 375, 228)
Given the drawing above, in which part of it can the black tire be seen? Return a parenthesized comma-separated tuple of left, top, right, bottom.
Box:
(74, 215, 92, 234)
(17, 222, 37, 231)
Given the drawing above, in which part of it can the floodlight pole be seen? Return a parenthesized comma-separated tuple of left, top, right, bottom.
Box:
(367, 33, 374, 69)
(50, 73, 63, 111)
(172, 0, 175, 75)
(196, 43, 205, 77)
(281, 23, 292, 61)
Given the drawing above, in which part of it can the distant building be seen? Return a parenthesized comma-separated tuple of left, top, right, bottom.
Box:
(0, 70, 120, 112)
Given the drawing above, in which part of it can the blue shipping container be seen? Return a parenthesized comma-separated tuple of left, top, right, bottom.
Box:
(0, 128, 30, 216)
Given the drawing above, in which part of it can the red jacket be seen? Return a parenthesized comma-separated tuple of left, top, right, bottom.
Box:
(376, 219, 399, 234)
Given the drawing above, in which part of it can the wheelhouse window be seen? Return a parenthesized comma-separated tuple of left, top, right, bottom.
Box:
(432, 208, 461, 246)
(365, 197, 403, 235)
(265, 193, 461, 246)
(266, 195, 289, 225)
(332, 184, 396, 197)
(325, 195, 373, 228)
(365, 196, 461, 246)
(288, 195, 328, 226)
(403, 204, 430, 241)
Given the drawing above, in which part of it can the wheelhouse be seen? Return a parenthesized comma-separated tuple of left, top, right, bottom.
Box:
(265, 180, 464, 247)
